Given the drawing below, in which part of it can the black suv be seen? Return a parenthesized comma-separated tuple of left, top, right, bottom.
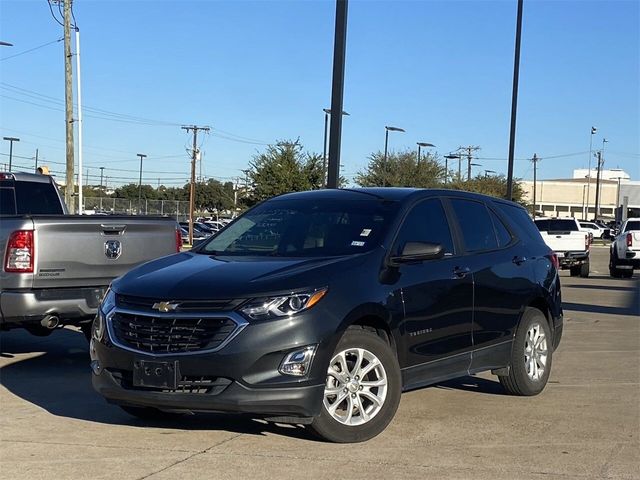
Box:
(91, 188, 562, 443)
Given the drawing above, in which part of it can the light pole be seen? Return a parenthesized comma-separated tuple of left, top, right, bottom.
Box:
(383, 126, 405, 186)
(137, 153, 147, 215)
(416, 142, 435, 165)
(506, 0, 524, 200)
(3, 137, 19, 172)
(444, 154, 460, 184)
(612, 176, 624, 223)
(322, 108, 349, 187)
(99, 166, 105, 211)
(585, 126, 597, 218)
(468, 163, 482, 181)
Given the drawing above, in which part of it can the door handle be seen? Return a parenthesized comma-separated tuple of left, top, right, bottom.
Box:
(512, 256, 527, 265)
(452, 266, 470, 279)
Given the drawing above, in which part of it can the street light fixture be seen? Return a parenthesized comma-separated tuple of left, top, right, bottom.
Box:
(383, 126, 405, 187)
(322, 108, 349, 187)
(3, 137, 20, 172)
(0, 41, 13, 47)
(443, 154, 461, 184)
(416, 142, 435, 165)
(469, 163, 482, 181)
(484, 169, 496, 178)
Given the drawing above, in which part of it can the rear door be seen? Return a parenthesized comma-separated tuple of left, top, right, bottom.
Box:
(448, 198, 532, 370)
(392, 198, 474, 386)
(32, 217, 178, 289)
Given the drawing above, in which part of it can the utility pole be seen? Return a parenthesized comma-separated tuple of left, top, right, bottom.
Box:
(3, 137, 19, 172)
(137, 153, 147, 215)
(585, 126, 597, 219)
(60, 0, 75, 213)
(34, 149, 39, 172)
(99, 166, 104, 211)
(459, 145, 480, 181)
(182, 125, 210, 245)
(531, 153, 539, 218)
(75, 26, 84, 215)
(593, 151, 603, 220)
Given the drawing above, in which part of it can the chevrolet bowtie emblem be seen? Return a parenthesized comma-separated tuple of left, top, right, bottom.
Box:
(152, 301, 179, 313)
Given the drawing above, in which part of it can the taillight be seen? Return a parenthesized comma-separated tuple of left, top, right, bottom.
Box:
(549, 251, 559, 270)
(585, 234, 590, 250)
(627, 233, 633, 248)
(175, 226, 182, 252)
(5, 230, 34, 273)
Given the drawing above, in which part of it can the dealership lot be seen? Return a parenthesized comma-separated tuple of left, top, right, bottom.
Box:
(0, 247, 638, 480)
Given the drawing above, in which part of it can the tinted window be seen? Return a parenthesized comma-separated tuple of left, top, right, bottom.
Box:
(489, 209, 512, 247)
(201, 197, 399, 257)
(450, 199, 498, 252)
(495, 202, 544, 244)
(393, 199, 454, 255)
(11, 181, 64, 215)
(624, 221, 640, 232)
(0, 188, 16, 215)
(534, 219, 578, 232)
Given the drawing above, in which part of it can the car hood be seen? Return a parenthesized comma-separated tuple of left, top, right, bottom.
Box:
(113, 251, 373, 300)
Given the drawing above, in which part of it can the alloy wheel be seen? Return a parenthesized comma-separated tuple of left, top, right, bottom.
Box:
(524, 322, 548, 381)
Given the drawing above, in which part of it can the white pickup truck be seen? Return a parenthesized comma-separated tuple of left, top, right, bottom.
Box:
(534, 218, 590, 278)
(609, 218, 640, 278)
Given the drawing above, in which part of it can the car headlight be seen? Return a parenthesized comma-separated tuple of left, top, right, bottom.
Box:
(239, 288, 327, 321)
(94, 287, 115, 341)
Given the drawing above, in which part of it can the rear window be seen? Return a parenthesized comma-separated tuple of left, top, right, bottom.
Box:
(623, 221, 640, 232)
(0, 180, 64, 215)
(494, 202, 545, 245)
(534, 219, 578, 232)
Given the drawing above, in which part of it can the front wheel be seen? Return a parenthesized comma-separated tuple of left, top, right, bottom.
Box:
(310, 327, 401, 443)
(499, 308, 552, 396)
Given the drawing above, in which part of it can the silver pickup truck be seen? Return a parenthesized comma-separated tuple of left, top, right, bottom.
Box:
(0, 171, 181, 338)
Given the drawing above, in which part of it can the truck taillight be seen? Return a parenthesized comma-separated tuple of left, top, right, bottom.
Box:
(585, 234, 590, 250)
(627, 233, 633, 247)
(175, 226, 182, 252)
(5, 230, 34, 273)
(548, 251, 559, 270)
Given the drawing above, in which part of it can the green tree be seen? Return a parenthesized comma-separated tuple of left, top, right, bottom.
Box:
(112, 183, 158, 200)
(444, 174, 526, 204)
(355, 150, 446, 188)
(246, 140, 326, 204)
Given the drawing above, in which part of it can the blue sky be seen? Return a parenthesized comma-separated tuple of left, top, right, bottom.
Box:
(1, 0, 638, 188)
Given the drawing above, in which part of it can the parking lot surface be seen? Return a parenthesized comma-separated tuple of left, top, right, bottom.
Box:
(1, 247, 638, 480)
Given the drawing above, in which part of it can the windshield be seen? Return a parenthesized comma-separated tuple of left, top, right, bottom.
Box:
(534, 219, 578, 232)
(199, 196, 398, 257)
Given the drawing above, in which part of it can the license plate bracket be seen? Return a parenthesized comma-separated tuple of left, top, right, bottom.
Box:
(133, 360, 179, 389)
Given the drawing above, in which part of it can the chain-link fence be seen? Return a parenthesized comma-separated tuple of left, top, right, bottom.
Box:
(80, 197, 191, 221)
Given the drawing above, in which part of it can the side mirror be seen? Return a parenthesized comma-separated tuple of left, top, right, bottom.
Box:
(390, 241, 444, 265)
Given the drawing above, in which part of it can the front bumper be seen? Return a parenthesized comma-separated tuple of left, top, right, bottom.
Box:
(0, 287, 107, 326)
(90, 306, 337, 419)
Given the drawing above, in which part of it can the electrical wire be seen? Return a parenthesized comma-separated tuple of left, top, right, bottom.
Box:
(0, 38, 63, 62)
(47, 0, 64, 27)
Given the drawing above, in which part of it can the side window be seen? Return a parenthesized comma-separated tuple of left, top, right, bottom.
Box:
(450, 199, 498, 252)
(489, 209, 512, 247)
(394, 199, 455, 255)
(495, 202, 545, 245)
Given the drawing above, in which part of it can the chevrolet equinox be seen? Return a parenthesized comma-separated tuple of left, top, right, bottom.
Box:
(91, 188, 563, 443)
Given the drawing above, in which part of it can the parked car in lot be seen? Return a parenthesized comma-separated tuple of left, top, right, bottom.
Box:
(534, 217, 590, 277)
(609, 218, 640, 278)
(579, 221, 609, 240)
(0, 171, 182, 338)
(91, 188, 563, 443)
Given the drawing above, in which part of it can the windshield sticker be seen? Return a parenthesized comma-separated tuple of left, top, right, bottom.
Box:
(360, 229, 372, 237)
(351, 241, 365, 247)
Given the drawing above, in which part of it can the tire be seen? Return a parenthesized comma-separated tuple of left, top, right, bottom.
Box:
(622, 269, 634, 279)
(80, 322, 93, 342)
(499, 308, 552, 396)
(309, 327, 401, 443)
(569, 266, 580, 277)
(120, 405, 183, 420)
(609, 251, 623, 278)
(579, 261, 590, 278)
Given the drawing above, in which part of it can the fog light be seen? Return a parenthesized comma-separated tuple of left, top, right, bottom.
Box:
(279, 345, 317, 377)
(90, 360, 102, 375)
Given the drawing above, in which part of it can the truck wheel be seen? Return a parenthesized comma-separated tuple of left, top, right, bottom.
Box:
(622, 269, 634, 279)
(309, 327, 401, 443)
(499, 308, 552, 396)
(569, 266, 580, 277)
(579, 261, 590, 278)
(609, 252, 622, 278)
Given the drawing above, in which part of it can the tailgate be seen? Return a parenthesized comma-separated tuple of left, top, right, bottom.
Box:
(540, 232, 587, 253)
(32, 217, 178, 288)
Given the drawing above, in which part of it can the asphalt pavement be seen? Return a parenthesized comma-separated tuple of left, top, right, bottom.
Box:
(0, 247, 638, 479)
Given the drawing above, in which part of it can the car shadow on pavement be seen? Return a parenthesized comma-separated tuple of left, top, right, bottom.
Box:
(0, 328, 317, 441)
(435, 375, 506, 395)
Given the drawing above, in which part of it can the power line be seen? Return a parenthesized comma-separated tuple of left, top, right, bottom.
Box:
(47, 0, 64, 26)
(0, 38, 63, 62)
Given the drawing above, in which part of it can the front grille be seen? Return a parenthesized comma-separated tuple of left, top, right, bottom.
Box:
(108, 369, 232, 395)
(111, 312, 237, 354)
(116, 294, 244, 313)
